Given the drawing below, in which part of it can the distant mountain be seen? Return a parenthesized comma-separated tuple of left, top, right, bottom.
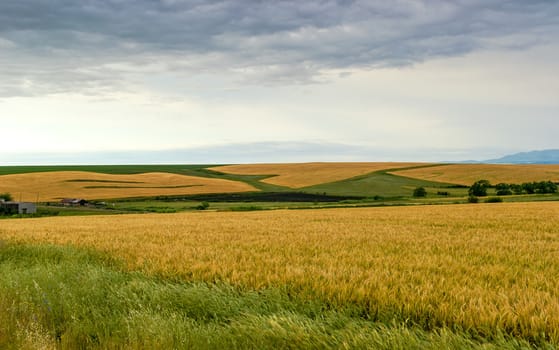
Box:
(486, 150, 559, 164)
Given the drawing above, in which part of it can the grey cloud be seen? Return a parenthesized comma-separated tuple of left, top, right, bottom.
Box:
(1, 0, 558, 95)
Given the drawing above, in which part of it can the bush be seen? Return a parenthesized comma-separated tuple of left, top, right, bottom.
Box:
(510, 184, 524, 195)
(467, 196, 479, 203)
(412, 187, 427, 197)
(230, 206, 264, 211)
(520, 181, 558, 194)
(522, 182, 536, 194)
(196, 202, 210, 210)
(535, 181, 558, 194)
(469, 180, 491, 197)
(0, 193, 12, 201)
(496, 189, 512, 195)
(495, 183, 512, 196)
(484, 197, 503, 203)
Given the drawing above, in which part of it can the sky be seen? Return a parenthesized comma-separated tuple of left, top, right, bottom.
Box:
(1, 0, 558, 164)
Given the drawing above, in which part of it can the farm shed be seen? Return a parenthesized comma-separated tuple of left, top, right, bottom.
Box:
(0, 201, 37, 215)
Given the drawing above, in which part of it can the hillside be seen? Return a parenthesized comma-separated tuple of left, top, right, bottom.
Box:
(0, 171, 256, 202)
(391, 164, 559, 186)
(209, 162, 429, 188)
(2, 163, 559, 206)
(486, 149, 559, 164)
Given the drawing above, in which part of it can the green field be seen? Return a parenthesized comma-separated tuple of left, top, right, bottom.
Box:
(301, 170, 466, 198)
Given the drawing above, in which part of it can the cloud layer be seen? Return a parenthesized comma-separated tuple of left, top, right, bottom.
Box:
(1, 0, 558, 96)
(0, 141, 506, 165)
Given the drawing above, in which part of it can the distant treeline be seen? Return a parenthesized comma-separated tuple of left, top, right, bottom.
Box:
(469, 180, 558, 197)
(494, 181, 557, 195)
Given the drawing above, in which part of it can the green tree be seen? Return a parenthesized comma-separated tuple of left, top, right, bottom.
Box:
(535, 181, 558, 194)
(522, 182, 536, 194)
(495, 183, 512, 196)
(468, 180, 491, 197)
(510, 184, 524, 195)
(412, 187, 427, 197)
(0, 193, 13, 201)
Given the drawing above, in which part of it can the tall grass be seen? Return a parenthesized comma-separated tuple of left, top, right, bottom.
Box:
(1, 203, 559, 346)
(0, 243, 537, 349)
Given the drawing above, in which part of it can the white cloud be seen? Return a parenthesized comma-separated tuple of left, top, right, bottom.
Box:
(1, 1, 558, 163)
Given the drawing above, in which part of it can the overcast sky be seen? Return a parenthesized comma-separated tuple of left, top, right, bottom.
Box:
(1, 0, 558, 164)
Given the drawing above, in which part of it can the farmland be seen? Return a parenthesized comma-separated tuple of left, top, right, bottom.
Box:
(0, 163, 465, 209)
(1, 163, 559, 347)
(0, 171, 256, 202)
(391, 163, 559, 186)
(209, 162, 429, 188)
(3, 162, 559, 204)
(1, 202, 559, 348)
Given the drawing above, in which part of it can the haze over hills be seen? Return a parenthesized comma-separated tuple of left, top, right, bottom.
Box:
(2, 144, 559, 165)
(0, 142, 534, 165)
(485, 150, 559, 164)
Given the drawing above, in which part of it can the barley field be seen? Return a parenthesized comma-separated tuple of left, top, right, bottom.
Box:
(210, 162, 428, 188)
(0, 171, 256, 201)
(1, 202, 559, 344)
(391, 164, 559, 185)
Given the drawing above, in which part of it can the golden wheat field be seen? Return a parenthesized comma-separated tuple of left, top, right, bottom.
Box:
(391, 164, 559, 185)
(1, 202, 559, 341)
(210, 162, 428, 188)
(0, 171, 256, 201)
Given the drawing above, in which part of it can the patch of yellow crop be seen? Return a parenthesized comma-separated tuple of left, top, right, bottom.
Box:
(1, 203, 559, 341)
(210, 162, 428, 188)
(0, 171, 256, 201)
(391, 164, 559, 185)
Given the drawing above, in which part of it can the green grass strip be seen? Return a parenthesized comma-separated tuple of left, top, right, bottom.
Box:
(65, 179, 145, 184)
(0, 242, 543, 349)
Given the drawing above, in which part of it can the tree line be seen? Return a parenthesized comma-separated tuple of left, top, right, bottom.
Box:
(469, 180, 558, 197)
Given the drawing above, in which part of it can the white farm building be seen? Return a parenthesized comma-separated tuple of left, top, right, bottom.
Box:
(0, 200, 37, 215)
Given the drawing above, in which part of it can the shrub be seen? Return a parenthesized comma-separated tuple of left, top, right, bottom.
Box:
(467, 196, 479, 203)
(535, 181, 558, 194)
(196, 202, 210, 210)
(0, 193, 12, 201)
(412, 187, 427, 197)
(469, 180, 491, 197)
(510, 184, 524, 195)
(485, 197, 503, 203)
(495, 183, 512, 196)
(230, 206, 264, 211)
(522, 182, 536, 194)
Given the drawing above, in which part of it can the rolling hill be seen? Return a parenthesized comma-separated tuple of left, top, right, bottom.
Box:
(486, 149, 559, 164)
